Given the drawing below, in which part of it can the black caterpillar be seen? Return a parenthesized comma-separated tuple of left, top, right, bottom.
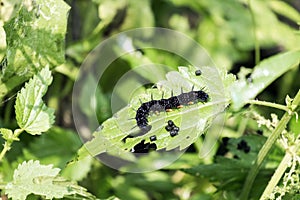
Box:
(135, 89, 209, 133)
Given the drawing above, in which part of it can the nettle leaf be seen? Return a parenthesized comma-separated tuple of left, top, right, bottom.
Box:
(230, 50, 300, 110)
(2, 0, 70, 78)
(182, 134, 283, 198)
(0, 128, 13, 141)
(5, 160, 96, 200)
(182, 157, 273, 196)
(23, 126, 93, 181)
(223, 135, 269, 164)
(15, 67, 54, 135)
(181, 136, 270, 196)
(78, 66, 234, 161)
(0, 0, 70, 98)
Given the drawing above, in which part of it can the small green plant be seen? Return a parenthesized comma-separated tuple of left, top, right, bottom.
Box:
(0, 67, 54, 161)
(0, 67, 96, 199)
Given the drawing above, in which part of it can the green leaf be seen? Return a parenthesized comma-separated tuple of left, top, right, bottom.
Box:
(77, 65, 234, 161)
(182, 157, 250, 182)
(181, 135, 269, 178)
(230, 50, 300, 110)
(0, 128, 14, 141)
(182, 157, 273, 196)
(5, 160, 96, 200)
(23, 126, 92, 181)
(15, 67, 54, 135)
(268, 1, 300, 24)
(23, 126, 80, 161)
(0, 0, 70, 98)
(62, 156, 93, 182)
(223, 135, 268, 163)
(182, 134, 283, 198)
(79, 73, 111, 123)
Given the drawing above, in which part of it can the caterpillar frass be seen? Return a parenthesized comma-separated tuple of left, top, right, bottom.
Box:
(135, 88, 209, 134)
(195, 69, 202, 76)
(237, 140, 251, 153)
(165, 120, 180, 137)
(130, 139, 157, 153)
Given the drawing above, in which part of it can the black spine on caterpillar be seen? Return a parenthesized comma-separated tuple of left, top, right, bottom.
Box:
(135, 89, 209, 133)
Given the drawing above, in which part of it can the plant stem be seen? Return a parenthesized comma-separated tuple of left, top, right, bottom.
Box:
(237, 117, 248, 135)
(239, 89, 300, 200)
(246, 100, 290, 112)
(0, 142, 11, 162)
(0, 129, 23, 163)
(259, 145, 295, 200)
